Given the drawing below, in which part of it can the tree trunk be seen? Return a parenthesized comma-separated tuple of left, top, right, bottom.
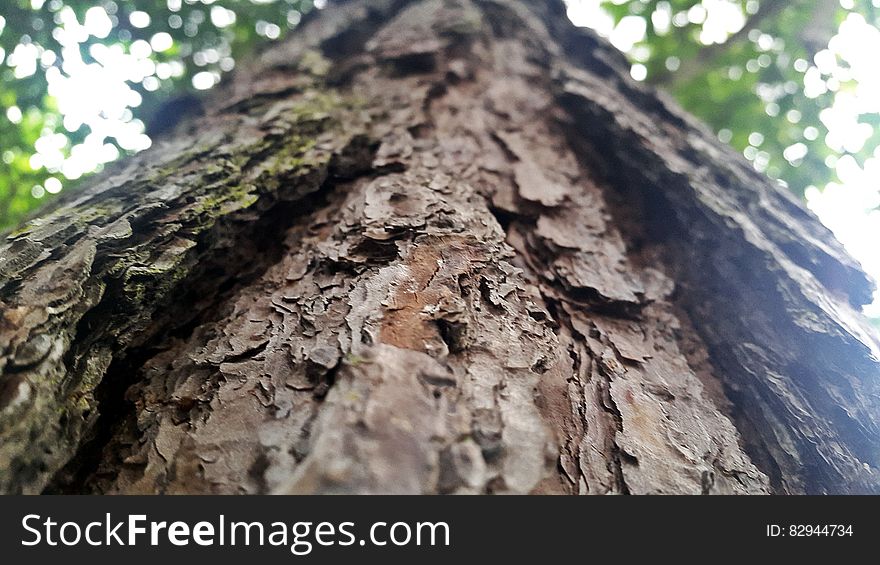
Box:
(1, 0, 878, 495)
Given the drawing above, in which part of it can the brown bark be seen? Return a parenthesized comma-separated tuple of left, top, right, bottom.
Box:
(1, 0, 878, 495)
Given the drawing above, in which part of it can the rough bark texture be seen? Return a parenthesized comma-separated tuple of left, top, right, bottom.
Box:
(1, 0, 878, 495)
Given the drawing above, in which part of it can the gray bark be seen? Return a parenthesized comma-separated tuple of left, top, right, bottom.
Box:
(1, 0, 878, 495)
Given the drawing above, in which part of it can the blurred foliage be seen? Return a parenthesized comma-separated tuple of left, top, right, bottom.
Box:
(0, 0, 319, 229)
(601, 0, 880, 199)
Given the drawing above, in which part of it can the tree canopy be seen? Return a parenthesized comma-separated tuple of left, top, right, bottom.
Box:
(0, 0, 321, 228)
(593, 0, 880, 198)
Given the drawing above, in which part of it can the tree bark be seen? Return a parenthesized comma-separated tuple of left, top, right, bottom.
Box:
(1, 0, 878, 495)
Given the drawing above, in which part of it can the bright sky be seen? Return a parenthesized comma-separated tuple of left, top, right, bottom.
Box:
(566, 0, 880, 317)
